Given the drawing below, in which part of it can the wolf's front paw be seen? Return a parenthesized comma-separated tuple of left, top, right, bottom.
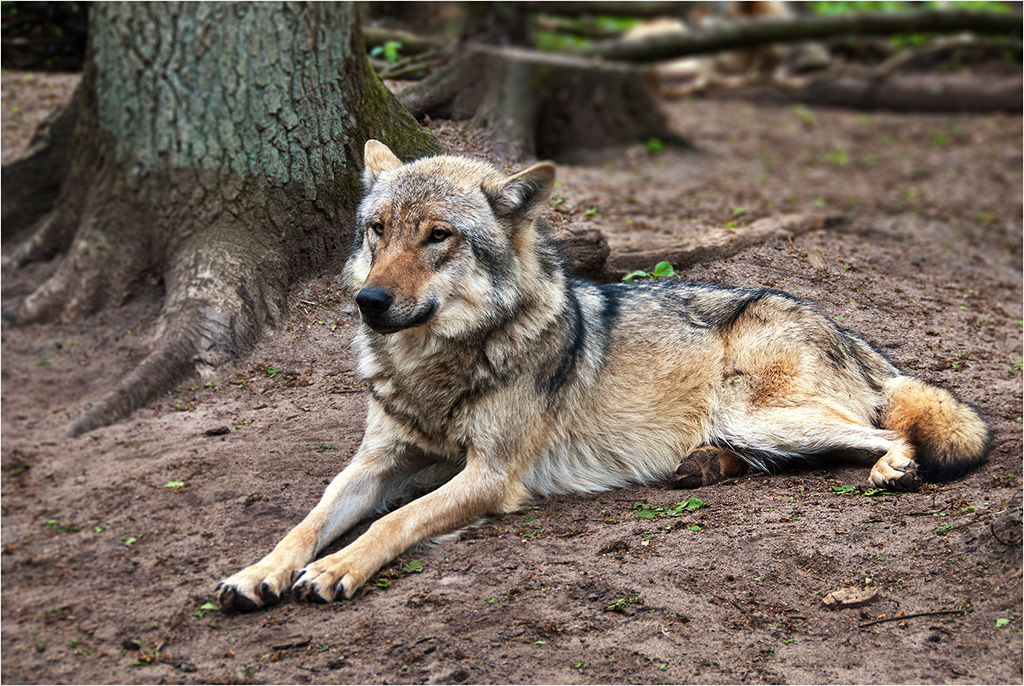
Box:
(293, 553, 371, 603)
(216, 563, 295, 613)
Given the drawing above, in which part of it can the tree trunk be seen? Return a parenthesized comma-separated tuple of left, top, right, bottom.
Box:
(398, 45, 688, 161)
(1, 2, 441, 435)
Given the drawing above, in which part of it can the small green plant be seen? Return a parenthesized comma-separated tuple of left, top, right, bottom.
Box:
(37, 358, 54, 366)
(622, 261, 674, 282)
(645, 138, 665, 155)
(996, 618, 1010, 628)
(791, 104, 816, 126)
(632, 497, 706, 521)
(822, 149, 850, 166)
(606, 594, 639, 612)
(831, 484, 858, 495)
(370, 40, 402, 62)
(314, 444, 336, 453)
(194, 602, 218, 618)
(402, 559, 423, 574)
(165, 481, 185, 489)
(583, 207, 598, 217)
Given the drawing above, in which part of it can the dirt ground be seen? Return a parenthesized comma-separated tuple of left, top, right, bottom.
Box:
(2, 70, 1022, 685)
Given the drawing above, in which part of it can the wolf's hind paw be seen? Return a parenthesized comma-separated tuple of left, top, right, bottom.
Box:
(669, 447, 747, 489)
(868, 451, 921, 491)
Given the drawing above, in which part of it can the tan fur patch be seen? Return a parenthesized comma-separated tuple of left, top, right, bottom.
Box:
(752, 356, 797, 406)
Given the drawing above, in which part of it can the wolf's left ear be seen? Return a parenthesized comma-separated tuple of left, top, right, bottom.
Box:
(482, 162, 556, 224)
(363, 139, 403, 186)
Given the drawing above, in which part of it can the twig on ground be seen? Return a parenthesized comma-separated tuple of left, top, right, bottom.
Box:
(859, 609, 966, 628)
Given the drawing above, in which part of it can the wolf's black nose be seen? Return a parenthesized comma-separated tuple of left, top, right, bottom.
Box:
(356, 287, 393, 316)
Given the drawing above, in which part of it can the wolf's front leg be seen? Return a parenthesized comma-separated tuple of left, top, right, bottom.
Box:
(217, 440, 422, 612)
(293, 453, 524, 603)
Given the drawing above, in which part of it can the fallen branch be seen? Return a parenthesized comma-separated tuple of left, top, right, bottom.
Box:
(859, 609, 966, 628)
(578, 10, 1022, 63)
(524, 2, 691, 19)
(606, 212, 844, 276)
(653, 34, 1012, 99)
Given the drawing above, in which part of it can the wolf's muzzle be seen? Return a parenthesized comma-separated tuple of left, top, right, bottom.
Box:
(356, 287, 393, 318)
(356, 287, 436, 334)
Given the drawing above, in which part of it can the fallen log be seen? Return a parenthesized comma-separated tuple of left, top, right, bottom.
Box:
(578, 10, 1022, 63)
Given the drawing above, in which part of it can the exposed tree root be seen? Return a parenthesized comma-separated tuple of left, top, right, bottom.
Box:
(399, 45, 688, 160)
(1, 91, 78, 243)
(2, 207, 78, 270)
(2, 3, 442, 437)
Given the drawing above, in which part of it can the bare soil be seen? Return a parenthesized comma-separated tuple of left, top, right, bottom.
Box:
(2, 71, 1022, 685)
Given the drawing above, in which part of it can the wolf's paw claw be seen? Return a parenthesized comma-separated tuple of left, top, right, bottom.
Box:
(218, 585, 261, 613)
(293, 574, 336, 604)
(260, 582, 281, 606)
(669, 470, 704, 489)
(891, 470, 922, 491)
(669, 447, 746, 488)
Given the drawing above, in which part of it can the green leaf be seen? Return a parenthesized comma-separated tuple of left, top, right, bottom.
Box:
(622, 270, 650, 283)
(384, 40, 402, 62)
(652, 261, 675, 278)
(996, 618, 1010, 628)
(165, 481, 185, 489)
(403, 560, 423, 574)
(679, 497, 707, 511)
(831, 484, 858, 495)
(645, 138, 665, 155)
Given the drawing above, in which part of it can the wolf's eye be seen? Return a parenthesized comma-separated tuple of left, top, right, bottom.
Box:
(429, 228, 451, 243)
(370, 221, 384, 237)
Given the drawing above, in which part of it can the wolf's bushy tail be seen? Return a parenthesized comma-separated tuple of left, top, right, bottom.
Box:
(880, 377, 990, 482)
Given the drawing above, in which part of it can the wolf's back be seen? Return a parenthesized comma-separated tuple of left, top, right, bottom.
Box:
(880, 376, 990, 482)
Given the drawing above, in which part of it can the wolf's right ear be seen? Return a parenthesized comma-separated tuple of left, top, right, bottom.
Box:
(363, 140, 403, 186)
(482, 162, 556, 225)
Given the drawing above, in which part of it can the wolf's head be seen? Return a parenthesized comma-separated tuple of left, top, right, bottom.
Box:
(344, 140, 560, 338)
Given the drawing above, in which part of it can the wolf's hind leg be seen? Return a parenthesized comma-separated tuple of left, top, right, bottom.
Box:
(669, 447, 748, 489)
(713, 405, 922, 491)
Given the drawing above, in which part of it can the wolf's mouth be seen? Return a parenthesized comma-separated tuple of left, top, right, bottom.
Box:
(362, 301, 437, 335)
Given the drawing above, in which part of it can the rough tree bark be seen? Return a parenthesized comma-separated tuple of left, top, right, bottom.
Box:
(1, 2, 441, 435)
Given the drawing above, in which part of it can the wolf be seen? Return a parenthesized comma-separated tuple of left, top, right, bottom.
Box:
(217, 140, 990, 611)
